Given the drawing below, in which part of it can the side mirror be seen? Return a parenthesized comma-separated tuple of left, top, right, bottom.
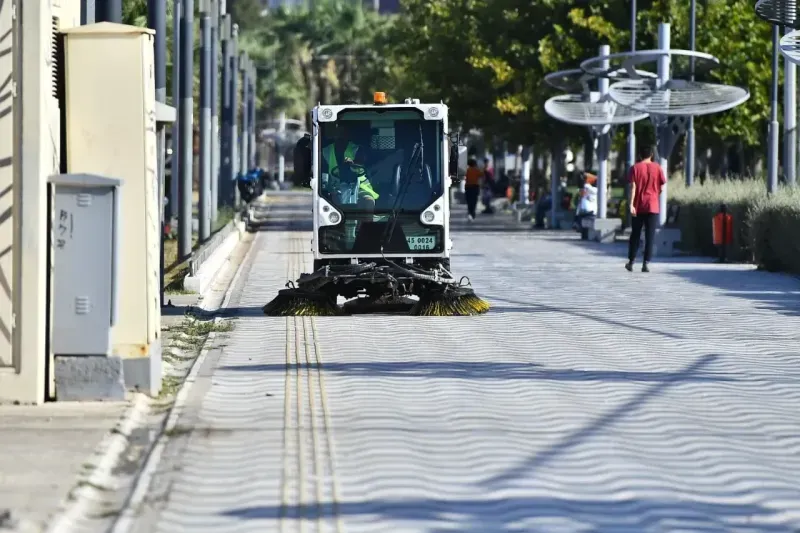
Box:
(449, 145, 459, 178)
(294, 133, 312, 188)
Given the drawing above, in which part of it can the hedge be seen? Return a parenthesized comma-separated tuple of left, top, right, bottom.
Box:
(669, 178, 800, 274)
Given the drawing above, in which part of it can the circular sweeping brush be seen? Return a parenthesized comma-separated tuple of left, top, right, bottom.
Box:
(262, 286, 341, 316)
(411, 284, 490, 316)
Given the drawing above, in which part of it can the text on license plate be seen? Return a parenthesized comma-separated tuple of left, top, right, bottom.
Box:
(406, 236, 436, 250)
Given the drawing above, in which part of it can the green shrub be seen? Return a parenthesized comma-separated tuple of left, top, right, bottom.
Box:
(669, 177, 800, 274)
(748, 187, 800, 273)
(670, 178, 765, 262)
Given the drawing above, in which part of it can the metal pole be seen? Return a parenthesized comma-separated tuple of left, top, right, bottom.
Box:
(785, 25, 797, 187)
(147, 0, 167, 305)
(549, 147, 559, 229)
(81, 0, 96, 24)
(220, 15, 233, 207)
(768, 24, 780, 195)
(210, 0, 221, 224)
(597, 44, 610, 219)
(199, 0, 212, 242)
(178, 0, 194, 258)
(625, 0, 636, 228)
(519, 146, 530, 207)
(240, 53, 250, 176)
(96, 0, 122, 22)
(231, 25, 240, 207)
(657, 22, 670, 225)
(685, 0, 696, 187)
(169, 0, 181, 223)
(249, 66, 257, 169)
(278, 111, 286, 183)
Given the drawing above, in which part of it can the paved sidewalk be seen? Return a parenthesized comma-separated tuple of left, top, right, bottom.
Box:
(119, 192, 800, 532)
(0, 402, 127, 533)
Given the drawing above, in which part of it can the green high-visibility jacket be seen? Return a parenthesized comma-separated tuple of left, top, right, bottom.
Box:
(322, 142, 379, 200)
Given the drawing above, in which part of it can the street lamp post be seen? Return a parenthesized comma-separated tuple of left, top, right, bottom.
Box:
(199, 0, 212, 242)
(210, 0, 222, 223)
(178, 0, 195, 258)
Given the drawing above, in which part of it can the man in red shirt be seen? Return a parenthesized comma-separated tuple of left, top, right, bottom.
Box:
(625, 145, 666, 273)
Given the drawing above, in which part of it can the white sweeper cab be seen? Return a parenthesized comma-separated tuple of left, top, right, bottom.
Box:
(262, 92, 488, 316)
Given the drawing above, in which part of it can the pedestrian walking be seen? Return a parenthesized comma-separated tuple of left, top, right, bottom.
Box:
(625, 145, 666, 273)
(464, 158, 482, 221)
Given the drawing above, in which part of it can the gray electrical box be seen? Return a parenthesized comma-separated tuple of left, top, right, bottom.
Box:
(49, 174, 121, 356)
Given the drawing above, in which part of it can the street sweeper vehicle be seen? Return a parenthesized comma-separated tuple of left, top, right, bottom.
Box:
(262, 93, 489, 316)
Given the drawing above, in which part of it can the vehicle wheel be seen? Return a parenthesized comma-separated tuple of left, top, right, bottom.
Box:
(313, 259, 326, 272)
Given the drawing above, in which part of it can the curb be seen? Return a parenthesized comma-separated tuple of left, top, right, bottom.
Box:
(44, 226, 255, 533)
(183, 216, 246, 295)
(107, 231, 253, 533)
(43, 394, 150, 533)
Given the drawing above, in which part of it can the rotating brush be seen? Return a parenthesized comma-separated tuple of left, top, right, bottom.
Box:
(262, 283, 341, 316)
(412, 284, 490, 316)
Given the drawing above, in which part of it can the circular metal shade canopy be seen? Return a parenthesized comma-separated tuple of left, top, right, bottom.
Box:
(545, 67, 656, 92)
(544, 69, 592, 92)
(544, 94, 649, 126)
(755, 0, 800, 29)
(580, 49, 720, 80)
(780, 29, 800, 66)
(608, 79, 750, 117)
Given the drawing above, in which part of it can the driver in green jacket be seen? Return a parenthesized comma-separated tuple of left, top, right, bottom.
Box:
(322, 122, 380, 209)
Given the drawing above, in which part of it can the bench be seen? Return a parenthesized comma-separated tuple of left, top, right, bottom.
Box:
(588, 218, 622, 243)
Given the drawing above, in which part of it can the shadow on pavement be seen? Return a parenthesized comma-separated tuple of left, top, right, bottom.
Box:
(669, 268, 800, 318)
(219, 355, 781, 532)
(217, 358, 735, 383)
(220, 495, 786, 532)
(489, 296, 684, 340)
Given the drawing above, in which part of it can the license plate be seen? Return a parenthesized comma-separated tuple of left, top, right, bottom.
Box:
(581, 218, 592, 229)
(407, 236, 436, 250)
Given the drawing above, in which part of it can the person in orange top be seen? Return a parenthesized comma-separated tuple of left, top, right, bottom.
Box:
(464, 158, 482, 221)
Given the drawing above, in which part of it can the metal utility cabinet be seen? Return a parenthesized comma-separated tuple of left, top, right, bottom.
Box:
(50, 173, 125, 400)
(61, 22, 162, 395)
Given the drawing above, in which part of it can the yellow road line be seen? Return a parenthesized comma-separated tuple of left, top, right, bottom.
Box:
(302, 316, 325, 531)
(280, 232, 294, 533)
(310, 317, 345, 533)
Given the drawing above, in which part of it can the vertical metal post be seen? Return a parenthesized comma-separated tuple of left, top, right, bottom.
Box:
(178, 0, 195, 258)
(169, 0, 181, 222)
(81, 0, 96, 24)
(147, 0, 167, 305)
(230, 25, 240, 206)
(249, 65, 257, 169)
(549, 147, 560, 229)
(199, 0, 212, 242)
(240, 53, 250, 176)
(768, 24, 780, 195)
(278, 111, 286, 183)
(210, 0, 221, 223)
(96, 0, 122, 22)
(220, 15, 233, 207)
(686, 0, 697, 187)
(625, 0, 637, 229)
(519, 146, 530, 207)
(597, 44, 610, 219)
(656, 22, 670, 225)
(785, 25, 797, 187)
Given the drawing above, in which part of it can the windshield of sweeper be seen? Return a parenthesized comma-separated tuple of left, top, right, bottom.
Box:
(318, 109, 443, 214)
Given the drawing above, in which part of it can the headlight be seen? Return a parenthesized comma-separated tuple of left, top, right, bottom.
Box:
(422, 210, 435, 223)
(328, 212, 341, 224)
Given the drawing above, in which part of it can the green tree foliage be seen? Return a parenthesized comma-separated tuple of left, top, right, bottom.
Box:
(388, 0, 778, 161)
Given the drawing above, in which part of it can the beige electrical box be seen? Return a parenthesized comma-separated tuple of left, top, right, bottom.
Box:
(61, 22, 161, 390)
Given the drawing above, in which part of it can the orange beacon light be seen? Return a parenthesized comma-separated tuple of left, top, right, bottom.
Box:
(374, 91, 387, 105)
